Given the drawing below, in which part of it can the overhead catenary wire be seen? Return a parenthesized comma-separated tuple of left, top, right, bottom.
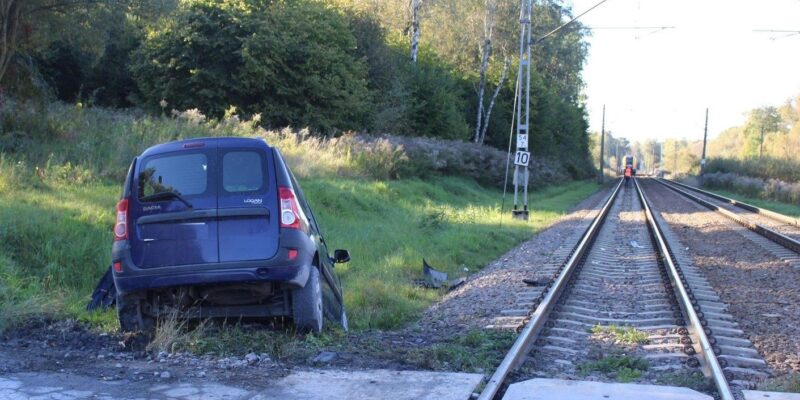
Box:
(534, 0, 612, 44)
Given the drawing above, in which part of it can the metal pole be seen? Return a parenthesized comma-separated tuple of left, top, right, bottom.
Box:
(700, 108, 708, 181)
(512, 0, 532, 220)
(599, 104, 605, 183)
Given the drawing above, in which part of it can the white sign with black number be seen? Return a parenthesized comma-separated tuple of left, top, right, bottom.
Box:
(517, 134, 528, 149)
(514, 150, 530, 167)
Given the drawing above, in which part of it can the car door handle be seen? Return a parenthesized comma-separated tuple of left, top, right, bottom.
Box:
(137, 209, 217, 225)
(217, 208, 270, 218)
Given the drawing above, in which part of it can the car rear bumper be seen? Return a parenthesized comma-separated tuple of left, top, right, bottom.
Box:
(112, 231, 314, 294)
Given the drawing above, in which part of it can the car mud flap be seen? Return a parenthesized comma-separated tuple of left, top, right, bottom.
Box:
(86, 266, 117, 311)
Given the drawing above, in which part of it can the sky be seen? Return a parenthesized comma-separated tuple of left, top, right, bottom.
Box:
(566, 0, 800, 143)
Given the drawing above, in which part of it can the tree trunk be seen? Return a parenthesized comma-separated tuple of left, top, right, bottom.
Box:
(0, 0, 21, 84)
(479, 57, 509, 144)
(474, 0, 494, 143)
(409, 0, 422, 63)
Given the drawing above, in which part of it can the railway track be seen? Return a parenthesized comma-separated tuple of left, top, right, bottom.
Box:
(656, 178, 800, 255)
(478, 178, 769, 400)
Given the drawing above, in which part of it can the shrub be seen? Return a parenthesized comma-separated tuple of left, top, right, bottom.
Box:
(132, 0, 371, 133)
(702, 172, 800, 205)
(0, 101, 573, 188)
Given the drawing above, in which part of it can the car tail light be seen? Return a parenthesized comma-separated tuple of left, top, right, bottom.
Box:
(287, 249, 298, 261)
(279, 187, 306, 230)
(114, 199, 129, 241)
(113, 261, 123, 273)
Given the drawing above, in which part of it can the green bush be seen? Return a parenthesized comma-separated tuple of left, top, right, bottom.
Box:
(706, 157, 800, 183)
(132, 0, 371, 133)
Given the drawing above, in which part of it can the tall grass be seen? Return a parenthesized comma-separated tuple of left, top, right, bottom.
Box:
(0, 100, 571, 187)
(0, 100, 599, 332)
(706, 157, 800, 183)
(702, 172, 800, 205)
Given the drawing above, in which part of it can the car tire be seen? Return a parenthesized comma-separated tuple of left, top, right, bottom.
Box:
(117, 293, 155, 333)
(292, 267, 323, 334)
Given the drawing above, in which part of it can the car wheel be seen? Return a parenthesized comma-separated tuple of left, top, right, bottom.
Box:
(292, 267, 323, 333)
(117, 292, 155, 333)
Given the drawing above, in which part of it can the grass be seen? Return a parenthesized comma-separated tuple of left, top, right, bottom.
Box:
(0, 99, 600, 336)
(405, 329, 516, 372)
(590, 325, 650, 345)
(577, 355, 649, 383)
(703, 188, 800, 219)
(760, 374, 800, 393)
(0, 158, 599, 332)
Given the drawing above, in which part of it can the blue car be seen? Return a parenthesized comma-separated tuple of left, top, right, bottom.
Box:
(110, 137, 349, 333)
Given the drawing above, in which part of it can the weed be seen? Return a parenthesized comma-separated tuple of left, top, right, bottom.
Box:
(590, 324, 650, 345)
(655, 371, 713, 392)
(578, 355, 649, 382)
(760, 374, 800, 393)
(406, 329, 515, 372)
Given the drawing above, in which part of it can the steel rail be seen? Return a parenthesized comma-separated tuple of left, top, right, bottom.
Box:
(477, 178, 624, 400)
(666, 179, 800, 228)
(656, 179, 800, 254)
(635, 178, 735, 400)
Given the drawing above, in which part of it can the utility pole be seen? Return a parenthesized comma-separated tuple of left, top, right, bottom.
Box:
(599, 104, 605, 183)
(700, 108, 708, 181)
(673, 141, 677, 175)
(511, 0, 532, 221)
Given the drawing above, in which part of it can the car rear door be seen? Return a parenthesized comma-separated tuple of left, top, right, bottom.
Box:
(216, 144, 279, 262)
(130, 143, 219, 268)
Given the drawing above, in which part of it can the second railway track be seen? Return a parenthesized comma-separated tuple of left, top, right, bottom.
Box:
(656, 178, 800, 255)
(479, 177, 771, 400)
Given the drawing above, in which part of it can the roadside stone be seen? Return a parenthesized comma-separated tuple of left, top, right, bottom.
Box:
(160, 371, 171, 379)
(245, 353, 259, 365)
(312, 351, 338, 364)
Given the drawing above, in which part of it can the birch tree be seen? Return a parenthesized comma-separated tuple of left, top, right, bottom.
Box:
(474, 0, 508, 144)
(409, 0, 421, 63)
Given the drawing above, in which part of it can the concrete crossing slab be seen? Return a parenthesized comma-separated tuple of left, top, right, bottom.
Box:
(503, 378, 713, 400)
(744, 390, 800, 400)
(0, 369, 483, 400)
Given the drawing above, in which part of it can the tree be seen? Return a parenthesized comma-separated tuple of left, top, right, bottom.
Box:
(409, 0, 422, 63)
(0, 0, 22, 84)
(132, 0, 371, 133)
(474, 0, 508, 144)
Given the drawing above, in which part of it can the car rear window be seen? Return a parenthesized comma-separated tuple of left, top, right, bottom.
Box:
(139, 153, 208, 199)
(222, 151, 264, 193)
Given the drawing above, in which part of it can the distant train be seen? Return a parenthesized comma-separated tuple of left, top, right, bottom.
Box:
(623, 155, 636, 180)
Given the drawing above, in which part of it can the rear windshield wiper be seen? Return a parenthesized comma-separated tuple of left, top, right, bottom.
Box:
(140, 191, 194, 209)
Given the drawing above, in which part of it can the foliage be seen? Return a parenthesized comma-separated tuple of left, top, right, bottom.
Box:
(406, 329, 516, 372)
(131, 0, 370, 133)
(577, 355, 649, 383)
(701, 172, 800, 206)
(590, 324, 650, 345)
(3, 0, 595, 179)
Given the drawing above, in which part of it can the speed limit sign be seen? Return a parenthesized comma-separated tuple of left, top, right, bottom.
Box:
(514, 150, 530, 167)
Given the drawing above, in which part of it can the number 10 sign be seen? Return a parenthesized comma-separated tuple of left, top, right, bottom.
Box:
(514, 150, 530, 167)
